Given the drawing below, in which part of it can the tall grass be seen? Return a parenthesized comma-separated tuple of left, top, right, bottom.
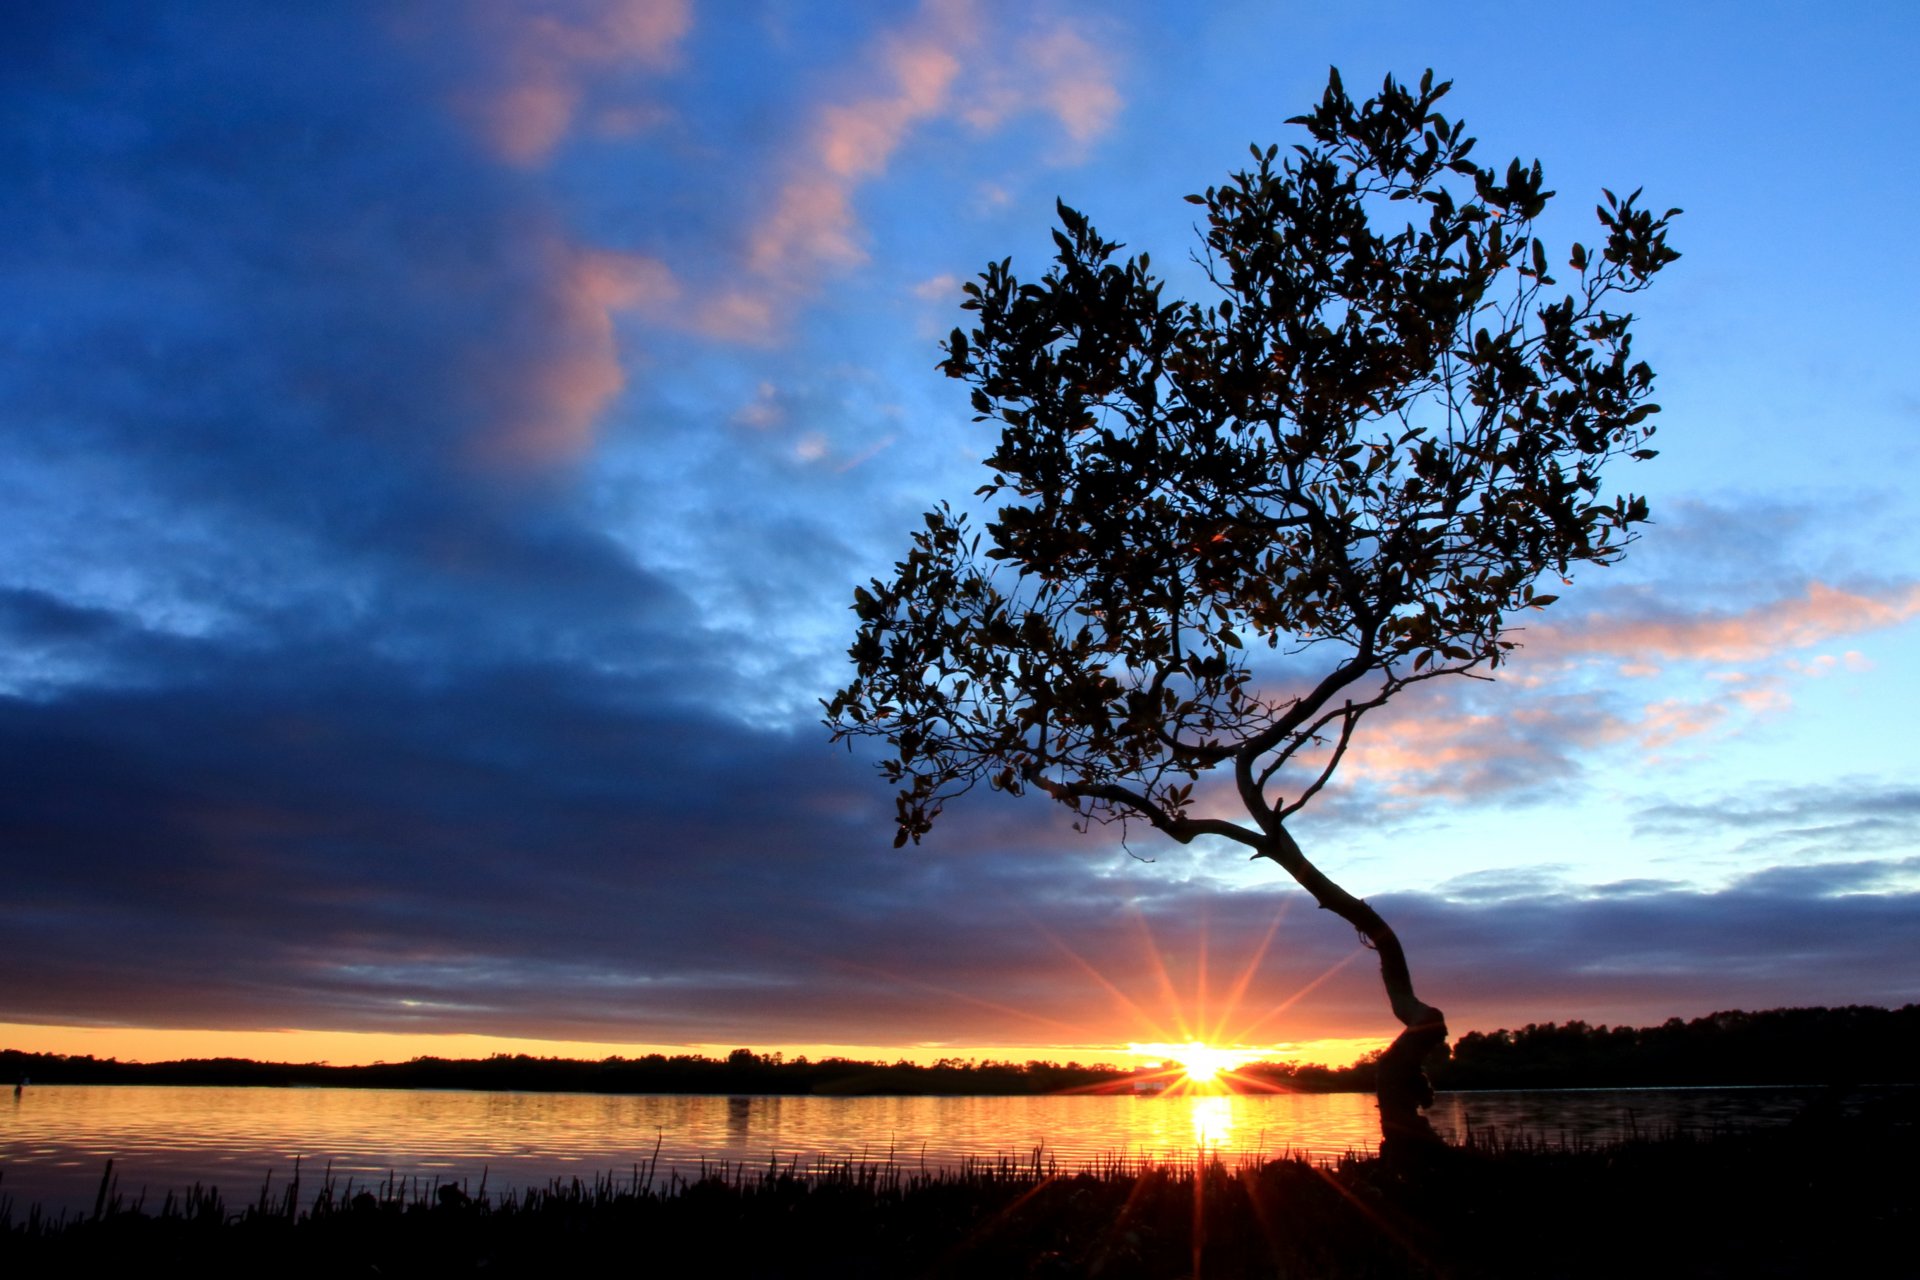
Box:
(4, 1096, 1914, 1278)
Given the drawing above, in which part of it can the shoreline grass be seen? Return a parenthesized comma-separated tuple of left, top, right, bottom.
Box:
(5, 1097, 1914, 1277)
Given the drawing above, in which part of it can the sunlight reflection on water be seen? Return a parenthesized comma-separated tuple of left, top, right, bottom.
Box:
(0, 1083, 1838, 1216)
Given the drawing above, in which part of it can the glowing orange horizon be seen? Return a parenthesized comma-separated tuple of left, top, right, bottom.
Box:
(1128, 1040, 1263, 1086)
(0, 1022, 1386, 1072)
(1, 905, 1388, 1072)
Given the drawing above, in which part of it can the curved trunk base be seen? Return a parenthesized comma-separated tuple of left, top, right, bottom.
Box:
(1376, 1008, 1448, 1165)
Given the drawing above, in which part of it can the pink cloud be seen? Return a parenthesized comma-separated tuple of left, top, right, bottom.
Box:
(472, 243, 679, 466)
(1539, 581, 1920, 666)
(749, 11, 970, 278)
(724, 2, 1123, 335)
(912, 272, 962, 300)
(955, 22, 1121, 148)
(1635, 697, 1726, 753)
(1183, 582, 1918, 813)
(1023, 26, 1122, 144)
(691, 290, 779, 344)
(1280, 674, 1792, 806)
(452, 0, 691, 166)
(1334, 698, 1631, 802)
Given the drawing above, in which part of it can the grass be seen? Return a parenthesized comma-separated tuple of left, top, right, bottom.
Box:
(4, 1094, 1914, 1277)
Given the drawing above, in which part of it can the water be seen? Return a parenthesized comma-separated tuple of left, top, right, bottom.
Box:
(0, 1083, 1841, 1218)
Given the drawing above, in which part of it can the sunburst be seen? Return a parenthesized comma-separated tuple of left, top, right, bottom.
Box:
(1128, 1040, 1260, 1089)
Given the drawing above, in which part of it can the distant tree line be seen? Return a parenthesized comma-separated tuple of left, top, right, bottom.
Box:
(7, 1006, 1915, 1095)
(1429, 1004, 1920, 1090)
(0, 1046, 1132, 1096)
(1239, 1005, 1920, 1093)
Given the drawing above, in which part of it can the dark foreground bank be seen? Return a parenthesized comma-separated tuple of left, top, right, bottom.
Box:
(5, 1091, 1913, 1279)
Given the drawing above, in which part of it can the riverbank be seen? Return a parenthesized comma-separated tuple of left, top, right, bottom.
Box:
(10, 1005, 1916, 1097)
(7, 1092, 1913, 1278)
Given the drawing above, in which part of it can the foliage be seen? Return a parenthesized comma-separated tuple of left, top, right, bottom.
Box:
(1432, 1003, 1920, 1089)
(0, 1047, 1135, 1097)
(827, 70, 1678, 850)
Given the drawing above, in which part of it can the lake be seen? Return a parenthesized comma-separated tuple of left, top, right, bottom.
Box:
(0, 1083, 1850, 1218)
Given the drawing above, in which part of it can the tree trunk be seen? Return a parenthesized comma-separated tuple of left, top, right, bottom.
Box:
(1260, 827, 1447, 1158)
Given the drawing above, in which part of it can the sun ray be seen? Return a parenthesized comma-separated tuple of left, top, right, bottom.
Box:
(1124, 905, 1199, 1044)
(1194, 912, 1208, 1052)
(1025, 913, 1181, 1049)
(1214, 945, 1368, 1045)
(814, 954, 1088, 1038)
(1204, 896, 1292, 1045)
(1128, 1039, 1266, 1092)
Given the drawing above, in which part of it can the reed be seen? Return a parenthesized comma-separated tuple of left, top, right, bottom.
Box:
(4, 1100, 1913, 1278)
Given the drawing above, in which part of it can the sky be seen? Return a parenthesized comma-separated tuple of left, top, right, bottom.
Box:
(3, 1, 1918, 1069)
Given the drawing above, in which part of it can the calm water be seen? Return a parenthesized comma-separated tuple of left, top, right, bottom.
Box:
(0, 1084, 1840, 1217)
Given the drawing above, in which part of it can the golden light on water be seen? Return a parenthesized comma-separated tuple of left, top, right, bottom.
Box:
(1189, 1095, 1234, 1148)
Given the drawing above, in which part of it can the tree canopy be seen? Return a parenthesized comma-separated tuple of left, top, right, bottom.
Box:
(827, 68, 1678, 1147)
(829, 69, 1676, 852)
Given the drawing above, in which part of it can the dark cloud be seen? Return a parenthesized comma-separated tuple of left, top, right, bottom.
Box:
(0, 5, 681, 658)
(1635, 782, 1920, 862)
(3, 7, 1916, 1060)
(1432, 866, 1577, 903)
(5, 629, 1916, 1048)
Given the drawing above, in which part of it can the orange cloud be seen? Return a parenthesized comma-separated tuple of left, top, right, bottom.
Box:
(1317, 676, 1792, 802)
(1637, 680, 1792, 752)
(1542, 581, 1920, 666)
(1336, 700, 1631, 800)
(749, 7, 971, 278)
(725, 2, 1123, 335)
(1021, 25, 1123, 144)
(454, 0, 691, 166)
(475, 243, 679, 466)
(1196, 583, 1916, 810)
(955, 22, 1120, 148)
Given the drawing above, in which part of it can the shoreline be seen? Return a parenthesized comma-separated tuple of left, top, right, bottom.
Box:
(7, 1105, 1915, 1278)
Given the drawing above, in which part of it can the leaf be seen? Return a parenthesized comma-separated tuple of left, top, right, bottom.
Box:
(831, 68, 1676, 852)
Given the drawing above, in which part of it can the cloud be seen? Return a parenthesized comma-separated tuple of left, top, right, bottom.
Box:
(441, 0, 692, 165)
(958, 23, 1122, 148)
(912, 272, 962, 300)
(1634, 781, 1920, 862)
(746, 1, 973, 285)
(475, 242, 681, 466)
(5, 6, 1912, 1068)
(1287, 568, 1919, 810)
(1533, 580, 1920, 669)
(1389, 869, 1920, 1032)
(5, 659, 1914, 1048)
(1297, 679, 1773, 811)
(0, 0, 694, 607)
(1336, 695, 1628, 802)
(712, 0, 1124, 336)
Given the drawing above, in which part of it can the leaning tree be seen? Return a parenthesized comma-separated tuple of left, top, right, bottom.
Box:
(826, 69, 1678, 1151)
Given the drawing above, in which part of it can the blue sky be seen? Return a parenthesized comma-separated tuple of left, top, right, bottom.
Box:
(2, 0, 1916, 1065)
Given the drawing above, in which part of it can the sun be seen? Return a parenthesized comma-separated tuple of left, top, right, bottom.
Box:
(1129, 1040, 1258, 1089)
(1176, 1042, 1238, 1083)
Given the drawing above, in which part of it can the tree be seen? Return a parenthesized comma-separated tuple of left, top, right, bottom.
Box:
(826, 69, 1678, 1153)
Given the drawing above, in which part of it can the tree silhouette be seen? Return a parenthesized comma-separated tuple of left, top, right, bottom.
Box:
(827, 69, 1679, 1151)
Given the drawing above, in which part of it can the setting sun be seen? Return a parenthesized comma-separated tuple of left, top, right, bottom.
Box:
(1129, 1040, 1261, 1088)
